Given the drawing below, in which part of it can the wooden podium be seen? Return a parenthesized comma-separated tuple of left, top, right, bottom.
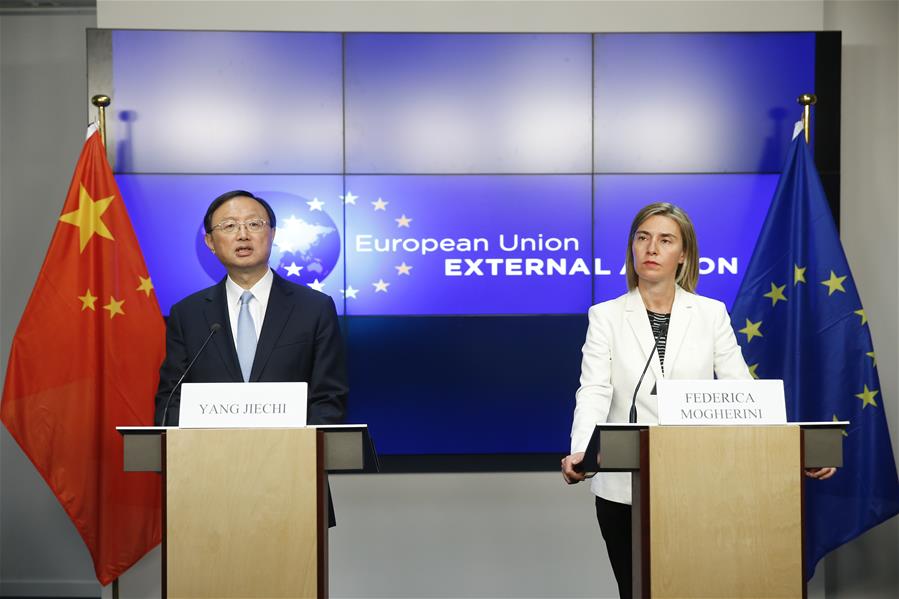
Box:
(585, 423, 844, 599)
(119, 425, 377, 599)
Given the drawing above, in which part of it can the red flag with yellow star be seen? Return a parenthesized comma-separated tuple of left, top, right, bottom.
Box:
(1, 126, 163, 585)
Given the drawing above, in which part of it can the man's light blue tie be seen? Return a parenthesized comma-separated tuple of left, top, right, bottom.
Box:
(237, 291, 257, 382)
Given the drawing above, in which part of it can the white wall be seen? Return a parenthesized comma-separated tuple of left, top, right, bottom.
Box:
(821, 3, 899, 598)
(0, 10, 103, 598)
(96, 0, 825, 32)
(2, 2, 896, 598)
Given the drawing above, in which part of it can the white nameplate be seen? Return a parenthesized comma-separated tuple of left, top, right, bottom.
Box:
(657, 379, 786, 425)
(179, 382, 307, 428)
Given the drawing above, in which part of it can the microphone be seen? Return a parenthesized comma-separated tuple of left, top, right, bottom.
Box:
(629, 334, 660, 424)
(159, 323, 221, 426)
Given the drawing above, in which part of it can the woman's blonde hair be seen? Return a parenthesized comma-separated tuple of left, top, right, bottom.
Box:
(624, 202, 699, 292)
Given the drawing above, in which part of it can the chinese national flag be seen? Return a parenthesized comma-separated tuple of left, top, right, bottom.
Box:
(1, 126, 163, 585)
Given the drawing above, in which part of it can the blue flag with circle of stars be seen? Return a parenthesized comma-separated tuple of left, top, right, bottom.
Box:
(730, 125, 899, 580)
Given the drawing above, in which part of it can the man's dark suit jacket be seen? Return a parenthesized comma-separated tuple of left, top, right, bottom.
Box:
(154, 272, 347, 526)
(154, 271, 347, 426)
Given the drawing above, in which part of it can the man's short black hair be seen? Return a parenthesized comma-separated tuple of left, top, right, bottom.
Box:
(204, 190, 277, 233)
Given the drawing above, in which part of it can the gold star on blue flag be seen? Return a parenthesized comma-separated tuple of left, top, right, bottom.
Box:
(730, 124, 899, 581)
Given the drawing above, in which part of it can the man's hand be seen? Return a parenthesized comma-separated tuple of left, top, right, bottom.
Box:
(561, 452, 587, 484)
(805, 467, 836, 480)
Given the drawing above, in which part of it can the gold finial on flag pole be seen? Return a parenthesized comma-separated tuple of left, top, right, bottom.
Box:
(91, 94, 111, 148)
(797, 93, 817, 144)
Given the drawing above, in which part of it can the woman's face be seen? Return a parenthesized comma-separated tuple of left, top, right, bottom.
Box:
(631, 214, 686, 287)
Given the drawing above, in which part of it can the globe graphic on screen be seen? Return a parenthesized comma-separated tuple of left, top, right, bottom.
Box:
(195, 190, 341, 288)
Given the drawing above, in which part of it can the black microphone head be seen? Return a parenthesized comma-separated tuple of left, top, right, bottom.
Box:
(210, 323, 222, 333)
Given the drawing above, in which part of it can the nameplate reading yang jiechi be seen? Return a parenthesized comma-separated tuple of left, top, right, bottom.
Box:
(179, 382, 307, 428)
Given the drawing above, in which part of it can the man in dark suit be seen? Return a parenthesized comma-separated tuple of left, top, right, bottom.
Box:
(154, 189, 347, 427)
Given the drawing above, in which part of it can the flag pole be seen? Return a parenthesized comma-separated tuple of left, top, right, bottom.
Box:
(90, 94, 119, 599)
(91, 94, 111, 148)
(797, 93, 817, 144)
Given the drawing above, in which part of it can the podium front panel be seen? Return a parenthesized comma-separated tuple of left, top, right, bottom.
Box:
(164, 428, 324, 598)
(646, 426, 802, 598)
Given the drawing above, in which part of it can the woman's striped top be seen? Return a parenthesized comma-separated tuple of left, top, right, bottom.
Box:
(646, 310, 671, 374)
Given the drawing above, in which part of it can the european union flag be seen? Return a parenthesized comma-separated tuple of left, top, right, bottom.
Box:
(730, 126, 899, 579)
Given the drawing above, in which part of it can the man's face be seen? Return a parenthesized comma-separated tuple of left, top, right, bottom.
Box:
(204, 196, 275, 276)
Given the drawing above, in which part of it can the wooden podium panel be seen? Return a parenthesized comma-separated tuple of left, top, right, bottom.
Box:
(646, 426, 803, 599)
(164, 428, 324, 598)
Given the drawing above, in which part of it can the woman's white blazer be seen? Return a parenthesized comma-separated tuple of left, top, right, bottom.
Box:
(571, 286, 752, 505)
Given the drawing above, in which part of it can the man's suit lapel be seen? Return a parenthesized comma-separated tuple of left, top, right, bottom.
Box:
(624, 289, 664, 383)
(663, 286, 694, 375)
(249, 274, 295, 382)
(203, 280, 242, 382)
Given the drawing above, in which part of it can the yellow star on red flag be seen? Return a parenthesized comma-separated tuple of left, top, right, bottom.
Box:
(103, 296, 125, 319)
(78, 289, 98, 311)
(137, 276, 154, 297)
(58, 184, 115, 252)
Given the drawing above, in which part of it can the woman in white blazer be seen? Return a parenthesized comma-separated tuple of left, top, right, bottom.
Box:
(561, 202, 751, 599)
(562, 202, 835, 598)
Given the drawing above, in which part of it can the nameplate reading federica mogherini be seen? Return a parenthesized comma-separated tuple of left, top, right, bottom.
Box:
(656, 379, 787, 425)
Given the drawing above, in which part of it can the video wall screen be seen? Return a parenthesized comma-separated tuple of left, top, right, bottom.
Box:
(93, 29, 838, 470)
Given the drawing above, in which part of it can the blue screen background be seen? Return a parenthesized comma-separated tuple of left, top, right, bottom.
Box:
(109, 31, 819, 460)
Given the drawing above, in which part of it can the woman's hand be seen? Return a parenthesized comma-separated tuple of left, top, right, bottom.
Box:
(805, 467, 836, 480)
(561, 452, 587, 484)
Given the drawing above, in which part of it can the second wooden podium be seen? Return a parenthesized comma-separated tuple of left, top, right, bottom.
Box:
(584, 423, 844, 598)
